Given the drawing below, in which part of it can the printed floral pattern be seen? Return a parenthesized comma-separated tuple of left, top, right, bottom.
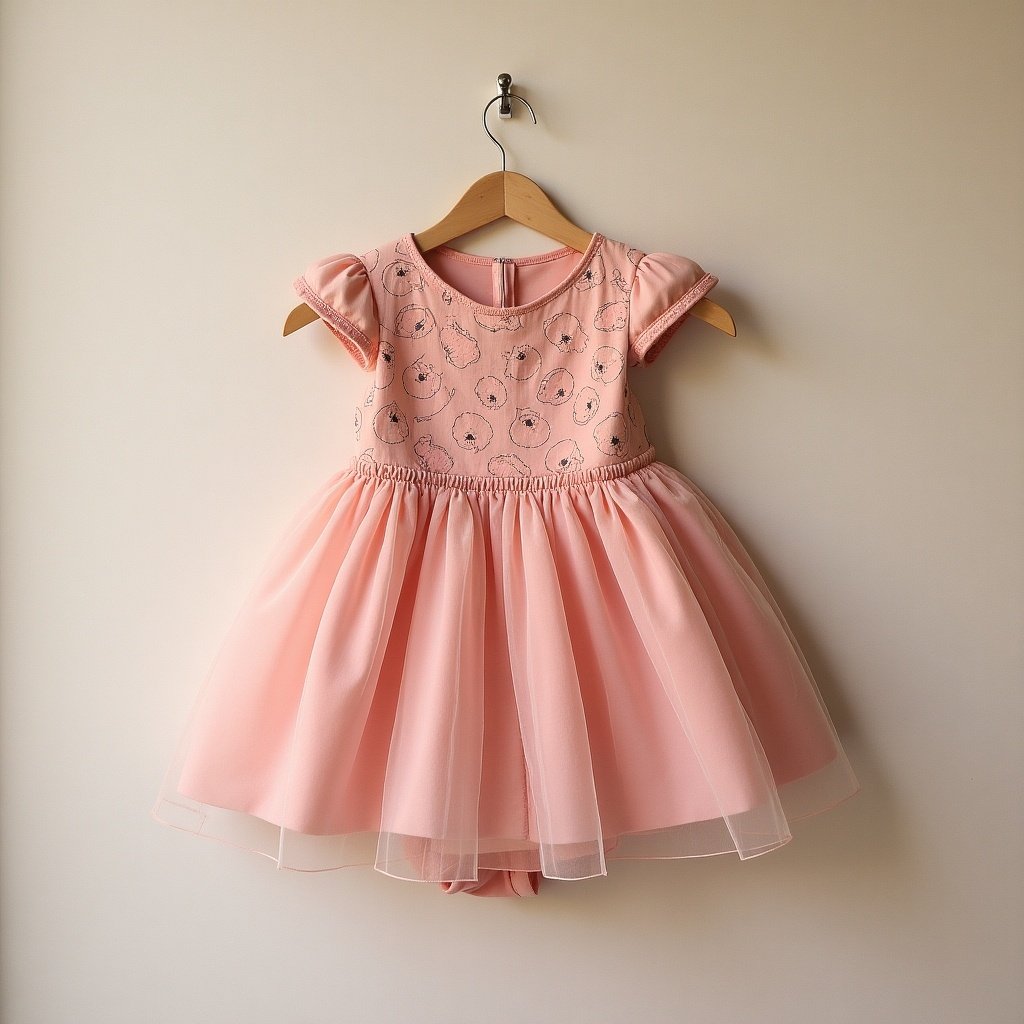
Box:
(293, 233, 719, 480)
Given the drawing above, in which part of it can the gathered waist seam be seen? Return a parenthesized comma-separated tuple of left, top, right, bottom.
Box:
(352, 446, 658, 492)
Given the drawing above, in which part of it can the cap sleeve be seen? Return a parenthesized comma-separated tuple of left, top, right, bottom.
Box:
(292, 252, 379, 371)
(627, 251, 719, 366)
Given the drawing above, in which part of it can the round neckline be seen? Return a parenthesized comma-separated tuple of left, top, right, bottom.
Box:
(403, 230, 605, 315)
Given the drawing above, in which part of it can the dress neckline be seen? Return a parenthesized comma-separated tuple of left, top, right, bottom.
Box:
(402, 230, 605, 316)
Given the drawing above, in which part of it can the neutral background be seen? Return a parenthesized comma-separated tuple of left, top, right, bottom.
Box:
(2, 2, 1021, 1022)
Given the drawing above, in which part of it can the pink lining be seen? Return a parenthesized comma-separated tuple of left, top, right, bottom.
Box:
(403, 230, 606, 316)
(439, 868, 542, 897)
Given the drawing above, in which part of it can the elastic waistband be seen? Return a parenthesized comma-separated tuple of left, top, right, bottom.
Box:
(353, 445, 658, 493)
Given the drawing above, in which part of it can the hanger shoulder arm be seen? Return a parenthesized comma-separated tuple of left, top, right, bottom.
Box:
(689, 297, 737, 337)
(283, 302, 320, 336)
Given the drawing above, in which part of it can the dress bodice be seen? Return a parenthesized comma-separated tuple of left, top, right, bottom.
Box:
(292, 231, 719, 487)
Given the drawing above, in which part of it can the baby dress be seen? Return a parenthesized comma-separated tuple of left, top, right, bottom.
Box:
(152, 230, 861, 899)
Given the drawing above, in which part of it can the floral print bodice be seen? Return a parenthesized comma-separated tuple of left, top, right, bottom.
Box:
(292, 231, 718, 483)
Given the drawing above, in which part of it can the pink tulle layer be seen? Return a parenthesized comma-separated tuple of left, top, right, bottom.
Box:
(152, 446, 860, 898)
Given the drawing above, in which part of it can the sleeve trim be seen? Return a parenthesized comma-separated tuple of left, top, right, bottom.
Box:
(292, 274, 375, 371)
(630, 271, 719, 366)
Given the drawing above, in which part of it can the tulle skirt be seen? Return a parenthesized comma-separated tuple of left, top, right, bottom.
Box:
(152, 445, 860, 895)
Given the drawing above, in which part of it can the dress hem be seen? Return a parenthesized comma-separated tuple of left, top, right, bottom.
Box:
(150, 775, 862, 883)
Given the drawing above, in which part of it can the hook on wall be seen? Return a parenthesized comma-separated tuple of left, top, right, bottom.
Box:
(483, 72, 537, 172)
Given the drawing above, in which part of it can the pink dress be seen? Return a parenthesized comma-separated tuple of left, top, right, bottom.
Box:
(152, 230, 860, 899)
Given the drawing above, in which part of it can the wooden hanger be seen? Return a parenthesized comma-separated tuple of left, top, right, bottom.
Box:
(283, 75, 736, 338)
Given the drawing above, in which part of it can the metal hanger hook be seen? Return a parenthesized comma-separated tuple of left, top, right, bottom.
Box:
(483, 73, 537, 172)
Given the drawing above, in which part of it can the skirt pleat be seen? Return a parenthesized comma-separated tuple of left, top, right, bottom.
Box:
(153, 451, 860, 882)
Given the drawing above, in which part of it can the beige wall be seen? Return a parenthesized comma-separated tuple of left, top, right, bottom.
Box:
(2, 2, 1021, 1021)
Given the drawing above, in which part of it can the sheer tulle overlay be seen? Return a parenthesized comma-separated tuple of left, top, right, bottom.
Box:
(152, 445, 860, 892)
